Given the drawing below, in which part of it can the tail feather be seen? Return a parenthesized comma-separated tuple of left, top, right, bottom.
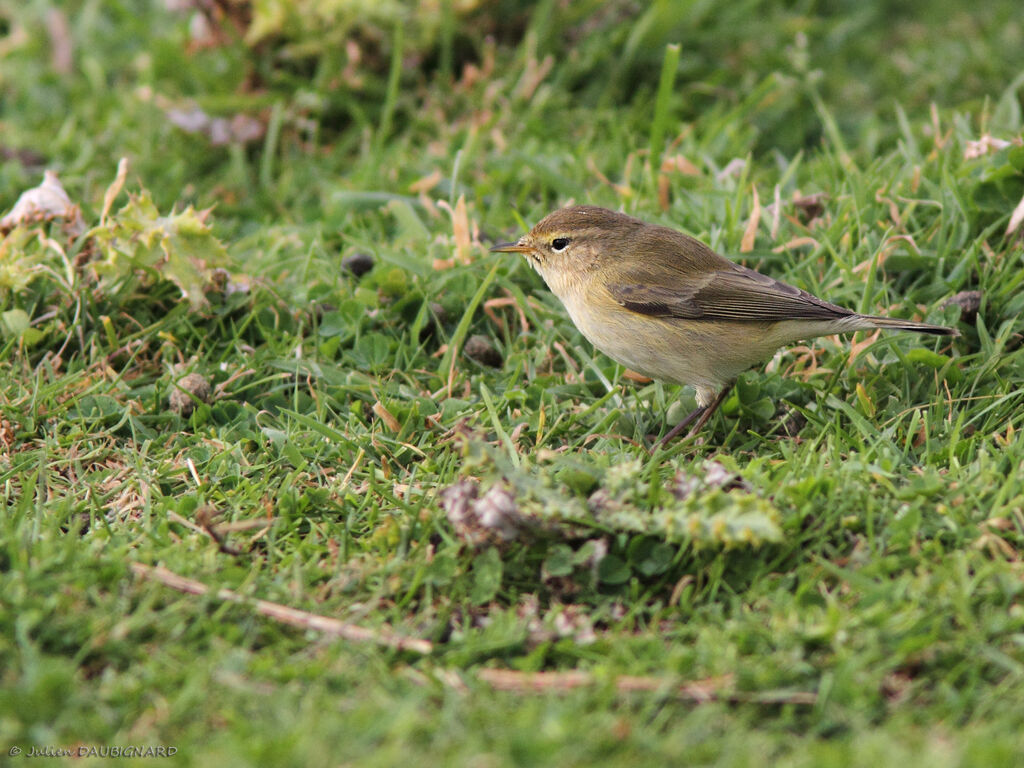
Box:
(857, 314, 959, 337)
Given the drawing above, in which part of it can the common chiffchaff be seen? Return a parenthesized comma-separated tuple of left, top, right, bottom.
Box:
(491, 205, 958, 446)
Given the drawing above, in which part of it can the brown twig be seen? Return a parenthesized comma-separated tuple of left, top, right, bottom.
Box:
(194, 505, 246, 555)
(476, 669, 817, 705)
(130, 563, 433, 655)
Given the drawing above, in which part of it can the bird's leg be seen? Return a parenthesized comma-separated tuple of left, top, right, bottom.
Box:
(653, 384, 733, 450)
(653, 405, 705, 449)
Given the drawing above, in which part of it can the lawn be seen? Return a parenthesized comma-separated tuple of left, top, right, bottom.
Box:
(2, 1, 1024, 765)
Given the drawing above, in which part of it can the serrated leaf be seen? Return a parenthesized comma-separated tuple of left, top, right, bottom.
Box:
(448, 448, 782, 553)
(89, 192, 231, 308)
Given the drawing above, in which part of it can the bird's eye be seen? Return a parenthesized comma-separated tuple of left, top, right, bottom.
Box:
(551, 237, 570, 251)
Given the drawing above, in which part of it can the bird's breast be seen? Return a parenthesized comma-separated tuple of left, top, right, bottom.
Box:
(548, 281, 728, 391)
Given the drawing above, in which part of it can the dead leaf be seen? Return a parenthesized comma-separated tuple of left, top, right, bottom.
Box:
(875, 188, 901, 226)
(657, 173, 671, 211)
(483, 295, 530, 335)
(514, 54, 554, 101)
(46, 8, 73, 75)
(409, 170, 442, 195)
(100, 157, 129, 226)
(770, 184, 782, 239)
(440, 480, 532, 545)
(661, 154, 701, 176)
(622, 370, 652, 383)
(673, 460, 752, 500)
(0, 170, 84, 234)
(964, 134, 1011, 160)
(372, 401, 401, 432)
(437, 195, 477, 265)
(656, 154, 701, 211)
(1007, 191, 1024, 236)
(715, 158, 746, 183)
(163, 102, 265, 146)
(740, 186, 760, 253)
(772, 236, 818, 253)
(588, 156, 632, 199)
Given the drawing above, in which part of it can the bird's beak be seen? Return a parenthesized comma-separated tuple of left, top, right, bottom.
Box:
(489, 241, 535, 254)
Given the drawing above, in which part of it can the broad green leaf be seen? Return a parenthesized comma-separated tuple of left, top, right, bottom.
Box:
(470, 547, 503, 605)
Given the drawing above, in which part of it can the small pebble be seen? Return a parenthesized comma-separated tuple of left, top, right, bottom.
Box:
(169, 372, 211, 416)
(342, 251, 374, 277)
(940, 290, 982, 323)
(429, 302, 449, 324)
(463, 334, 503, 367)
(419, 302, 449, 342)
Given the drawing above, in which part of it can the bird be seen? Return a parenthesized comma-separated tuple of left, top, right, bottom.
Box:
(491, 205, 958, 447)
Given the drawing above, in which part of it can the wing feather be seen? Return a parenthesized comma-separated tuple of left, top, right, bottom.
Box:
(607, 263, 853, 323)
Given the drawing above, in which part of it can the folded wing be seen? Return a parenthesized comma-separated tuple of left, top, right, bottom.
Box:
(607, 263, 854, 323)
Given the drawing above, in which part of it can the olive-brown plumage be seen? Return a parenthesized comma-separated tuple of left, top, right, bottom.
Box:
(492, 205, 958, 445)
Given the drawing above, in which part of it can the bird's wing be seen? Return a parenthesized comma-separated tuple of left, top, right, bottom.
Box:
(606, 263, 854, 323)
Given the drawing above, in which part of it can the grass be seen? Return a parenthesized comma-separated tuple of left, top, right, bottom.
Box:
(2, 0, 1024, 765)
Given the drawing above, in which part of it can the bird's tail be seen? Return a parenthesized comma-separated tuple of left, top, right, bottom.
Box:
(856, 314, 959, 337)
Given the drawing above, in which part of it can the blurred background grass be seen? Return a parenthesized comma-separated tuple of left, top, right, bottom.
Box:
(4, 0, 1023, 216)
